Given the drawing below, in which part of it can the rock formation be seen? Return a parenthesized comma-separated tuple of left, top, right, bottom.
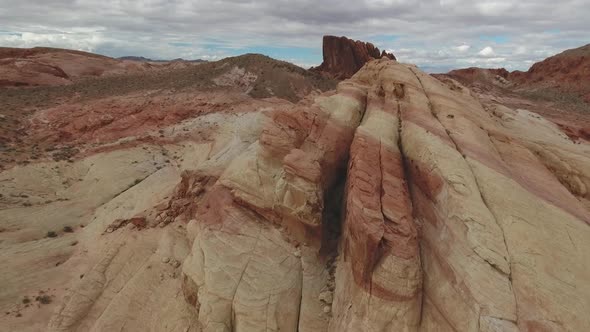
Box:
(175, 58, 590, 331)
(313, 35, 396, 79)
(1, 47, 590, 332)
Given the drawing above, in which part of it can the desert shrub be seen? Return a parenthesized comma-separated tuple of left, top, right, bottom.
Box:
(36, 295, 52, 304)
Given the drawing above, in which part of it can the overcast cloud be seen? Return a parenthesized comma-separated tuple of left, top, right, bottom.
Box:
(0, 0, 588, 72)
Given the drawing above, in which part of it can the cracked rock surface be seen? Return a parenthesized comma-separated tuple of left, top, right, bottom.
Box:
(1, 58, 589, 331)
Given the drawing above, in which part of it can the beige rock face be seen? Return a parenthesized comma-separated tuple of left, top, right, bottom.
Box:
(182, 79, 367, 332)
(2, 57, 589, 332)
(401, 63, 590, 331)
(182, 59, 590, 331)
(0, 107, 278, 331)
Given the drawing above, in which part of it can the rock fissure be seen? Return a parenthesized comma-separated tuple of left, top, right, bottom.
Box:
(90, 249, 155, 329)
(397, 99, 427, 328)
(105, 167, 162, 204)
(48, 244, 122, 331)
(295, 257, 303, 332)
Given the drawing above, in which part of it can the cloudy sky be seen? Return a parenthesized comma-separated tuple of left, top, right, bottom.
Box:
(0, 0, 588, 72)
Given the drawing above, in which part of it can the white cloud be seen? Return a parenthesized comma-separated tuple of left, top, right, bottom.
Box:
(475, 1, 513, 15)
(478, 46, 495, 57)
(0, 0, 588, 71)
(515, 45, 527, 55)
(484, 57, 506, 63)
(455, 44, 470, 52)
(0, 29, 105, 52)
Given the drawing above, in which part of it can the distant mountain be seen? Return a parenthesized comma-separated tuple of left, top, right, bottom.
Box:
(0, 46, 112, 60)
(118, 56, 207, 63)
(510, 44, 590, 102)
(0, 47, 135, 87)
(441, 43, 590, 103)
(0, 47, 209, 88)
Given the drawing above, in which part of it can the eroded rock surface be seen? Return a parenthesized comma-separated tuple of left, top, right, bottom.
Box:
(179, 58, 590, 331)
(2, 55, 590, 332)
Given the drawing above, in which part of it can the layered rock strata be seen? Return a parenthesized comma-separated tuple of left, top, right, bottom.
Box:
(179, 58, 590, 331)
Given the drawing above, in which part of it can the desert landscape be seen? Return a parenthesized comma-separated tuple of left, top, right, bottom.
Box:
(1, 21, 589, 332)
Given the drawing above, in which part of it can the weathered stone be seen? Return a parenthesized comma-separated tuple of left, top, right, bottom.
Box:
(318, 291, 333, 304)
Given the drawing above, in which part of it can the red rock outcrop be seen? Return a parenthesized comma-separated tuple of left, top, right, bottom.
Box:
(28, 90, 287, 145)
(446, 67, 510, 83)
(313, 35, 396, 79)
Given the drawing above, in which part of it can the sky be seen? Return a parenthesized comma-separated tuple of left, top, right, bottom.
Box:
(0, 0, 588, 73)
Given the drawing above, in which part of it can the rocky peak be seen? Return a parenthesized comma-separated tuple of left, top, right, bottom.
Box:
(312, 35, 396, 79)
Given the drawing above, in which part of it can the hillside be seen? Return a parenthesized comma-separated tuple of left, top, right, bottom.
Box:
(118, 56, 207, 63)
(511, 43, 590, 102)
(437, 44, 590, 141)
(442, 44, 590, 105)
(0, 47, 203, 87)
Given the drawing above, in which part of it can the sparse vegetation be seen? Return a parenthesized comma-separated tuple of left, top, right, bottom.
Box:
(520, 88, 590, 113)
(63, 226, 73, 233)
(46, 231, 57, 238)
(35, 295, 52, 304)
